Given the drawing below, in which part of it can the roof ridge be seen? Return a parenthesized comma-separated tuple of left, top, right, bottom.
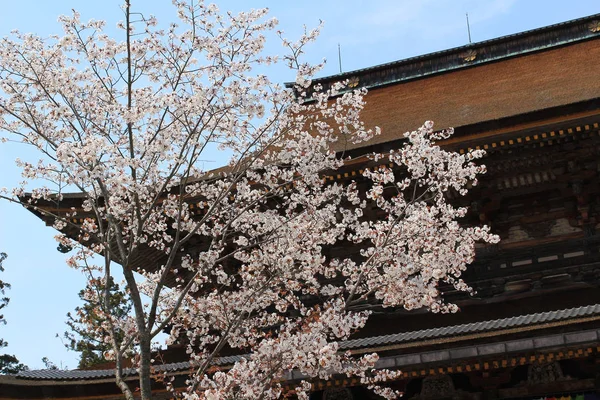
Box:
(307, 13, 600, 88)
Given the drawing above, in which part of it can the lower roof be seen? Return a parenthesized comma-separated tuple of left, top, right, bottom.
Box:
(9, 303, 600, 382)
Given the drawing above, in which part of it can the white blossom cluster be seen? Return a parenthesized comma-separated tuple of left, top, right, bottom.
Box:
(0, 1, 498, 399)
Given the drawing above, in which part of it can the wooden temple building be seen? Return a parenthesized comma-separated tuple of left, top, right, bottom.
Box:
(3, 13, 600, 400)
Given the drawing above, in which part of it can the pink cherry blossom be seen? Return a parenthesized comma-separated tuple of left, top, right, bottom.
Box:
(0, 1, 498, 399)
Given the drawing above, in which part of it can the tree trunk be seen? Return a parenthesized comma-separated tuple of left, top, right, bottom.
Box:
(139, 334, 153, 400)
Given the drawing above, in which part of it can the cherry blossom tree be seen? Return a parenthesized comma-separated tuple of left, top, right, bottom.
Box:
(0, 1, 498, 399)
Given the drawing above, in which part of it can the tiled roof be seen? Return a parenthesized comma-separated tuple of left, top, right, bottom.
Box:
(309, 13, 600, 91)
(15, 357, 242, 381)
(14, 304, 600, 381)
(340, 303, 600, 350)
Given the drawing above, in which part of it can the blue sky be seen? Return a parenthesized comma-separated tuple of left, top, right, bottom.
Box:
(0, 0, 598, 370)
